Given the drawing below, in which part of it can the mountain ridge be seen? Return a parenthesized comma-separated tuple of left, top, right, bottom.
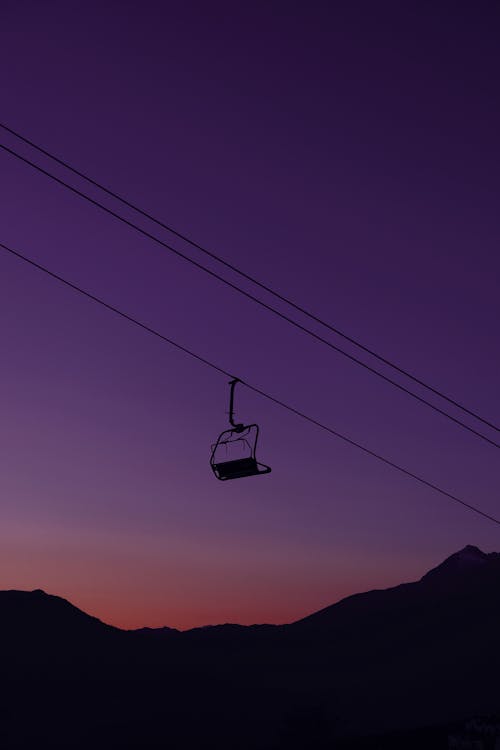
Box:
(2, 544, 494, 634)
(1, 545, 498, 748)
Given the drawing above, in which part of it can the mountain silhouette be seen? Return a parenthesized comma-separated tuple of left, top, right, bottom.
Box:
(0, 588, 117, 636)
(1, 546, 498, 749)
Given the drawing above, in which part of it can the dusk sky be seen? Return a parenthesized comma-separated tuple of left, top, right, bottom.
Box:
(1, 2, 499, 630)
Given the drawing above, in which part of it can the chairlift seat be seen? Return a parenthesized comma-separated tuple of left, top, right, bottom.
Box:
(212, 456, 270, 481)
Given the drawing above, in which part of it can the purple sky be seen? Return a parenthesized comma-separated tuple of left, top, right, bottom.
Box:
(0, 2, 499, 629)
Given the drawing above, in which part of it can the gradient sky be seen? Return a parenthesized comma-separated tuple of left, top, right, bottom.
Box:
(0, 1, 499, 630)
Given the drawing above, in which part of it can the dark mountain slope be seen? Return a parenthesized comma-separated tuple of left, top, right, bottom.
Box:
(284, 545, 500, 735)
(0, 588, 114, 635)
(1, 546, 498, 749)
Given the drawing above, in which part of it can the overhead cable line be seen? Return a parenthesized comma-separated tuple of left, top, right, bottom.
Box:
(1, 120, 498, 436)
(1, 238, 499, 527)
(1, 140, 499, 451)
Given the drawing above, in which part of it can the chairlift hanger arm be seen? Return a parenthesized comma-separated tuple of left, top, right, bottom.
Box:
(228, 378, 244, 430)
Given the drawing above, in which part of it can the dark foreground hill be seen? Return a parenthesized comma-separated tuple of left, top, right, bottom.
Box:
(1, 545, 499, 749)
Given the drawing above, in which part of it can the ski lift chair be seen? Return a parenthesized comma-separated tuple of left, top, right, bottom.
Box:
(210, 380, 271, 481)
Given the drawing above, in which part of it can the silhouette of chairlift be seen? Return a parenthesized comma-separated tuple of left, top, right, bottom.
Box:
(210, 379, 272, 481)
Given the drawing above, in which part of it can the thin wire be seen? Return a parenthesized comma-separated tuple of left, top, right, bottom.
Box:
(0, 242, 231, 379)
(1, 120, 497, 435)
(1, 238, 499, 528)
(1, 140, 499, 452)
